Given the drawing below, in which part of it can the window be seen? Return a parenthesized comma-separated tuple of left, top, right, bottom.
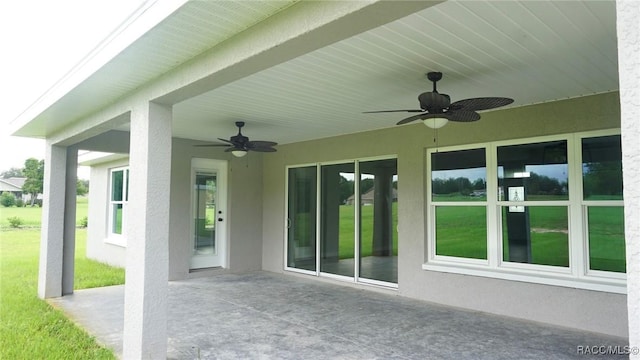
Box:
(497, 141, 569, 267)
(109, 167, 129, 242)
(582, 135, 625, 273)
(431, 148, 487, 260)
(425, 131, 625, 293)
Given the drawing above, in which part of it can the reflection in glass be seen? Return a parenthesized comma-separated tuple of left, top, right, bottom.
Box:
(497, 141, 568, 201)
(112, 203, 123, 234)
(287, 166, 317, 271)
(501, 206, 569, 267)
(359, 159, 398, 284)
(125, 169, 130, 201)
(588, 207, 625, 273)
(432, 149, 486, 201)
(111, 170, 123, 201)
(320, 163, 355, 277)
(582, 135, 623, 200)
(194, 173, 216, 255)
(435, 206, 487, 259)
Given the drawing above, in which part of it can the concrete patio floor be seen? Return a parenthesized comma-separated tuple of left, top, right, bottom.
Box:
(49, 272, 627, 359)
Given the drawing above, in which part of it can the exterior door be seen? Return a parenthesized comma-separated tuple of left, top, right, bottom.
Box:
(190, 158, 227, 269)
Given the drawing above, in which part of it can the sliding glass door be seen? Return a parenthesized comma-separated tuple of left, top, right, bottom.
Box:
(286, 158, 398, 286)
(287, 166, 317, 272)
(320, 163, 355, 277)
(359, 159, 398, 284)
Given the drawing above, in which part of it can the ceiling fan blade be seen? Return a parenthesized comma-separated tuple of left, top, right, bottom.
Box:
(224, 147, 245, 152)
(217, 138, 235, 144)
(363, 109, 424, 114)
(449, 97, 514, 112)
(249, 146, 277, 153)
(445, 110, 481, 122)
(396, 113, 427, 125)
(194, 144, 231, 147)
(247, 140, 278, 148)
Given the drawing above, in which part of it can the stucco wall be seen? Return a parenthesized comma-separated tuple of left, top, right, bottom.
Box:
(86, 137, 264, 279)
(168, 138, 264, 280)
(262, 92, 628, 337)
(617, 0, 640, 352)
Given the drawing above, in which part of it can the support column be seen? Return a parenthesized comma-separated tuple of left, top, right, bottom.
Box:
(38, 144, 67, 299)
(321, 168, 341, 263)
(617, 0, 640, 356)
(122, 101, 172, 359)
(62, 146, 78, 295)
(372, 169, 393, 256)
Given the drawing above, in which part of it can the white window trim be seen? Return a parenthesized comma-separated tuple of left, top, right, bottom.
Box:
(424, 129, 626, 294)
(105, 166, 129, 247)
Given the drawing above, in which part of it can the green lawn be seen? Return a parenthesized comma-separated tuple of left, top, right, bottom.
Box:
(0, 228, 124, 359)
(0, 196, 88, 228)
(587, 207, 626, 272)
(435, 206, 488, 259)
(323, 203, 624, 271)
(336, 203, 398, 259)
(433, 204, 624, 270)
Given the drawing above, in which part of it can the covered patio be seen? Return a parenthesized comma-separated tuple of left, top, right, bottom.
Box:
(8, 0, 639, 357)
(50, 272, 626, 359)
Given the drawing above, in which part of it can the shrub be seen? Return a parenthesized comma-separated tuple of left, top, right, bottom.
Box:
(1, 192, 16, 207)
(7, 216, 24, 228)
(80, 216, 88, 228)
(15, 198, 24, 207)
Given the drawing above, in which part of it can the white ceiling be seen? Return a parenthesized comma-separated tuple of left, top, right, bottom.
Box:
(13, 0, 618, 147)
(173, 0, 618, 145)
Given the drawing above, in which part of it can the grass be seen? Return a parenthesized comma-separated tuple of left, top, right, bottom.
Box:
(293, 202, 625, 271)
(435, 206, 487, 259)
(0, 196, 88, 228)
(335, 203, 398, 260)
(588, 207, 626, 272)
(0, 228, 124, 359)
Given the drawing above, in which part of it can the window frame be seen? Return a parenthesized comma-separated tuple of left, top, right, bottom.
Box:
(106, 166, 129, 247)
(423, 129, 626, 293)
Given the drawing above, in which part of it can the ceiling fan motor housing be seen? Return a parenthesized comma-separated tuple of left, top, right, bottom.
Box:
(419, 92, 451, 112)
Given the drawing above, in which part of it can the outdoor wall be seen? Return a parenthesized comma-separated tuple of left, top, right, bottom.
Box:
(262, 92, 628, 338)
(168, 138, 264, 280)
(86, 158, 129, 268)
(84, 137, 265, 279)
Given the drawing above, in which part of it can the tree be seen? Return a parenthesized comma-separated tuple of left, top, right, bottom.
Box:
(583, 161, 623, 198)
(77, 179, 90, 196)
(360, 178, 374, 195)
(22, 158, 44, 207)
(1, 167, 23, 179)
(0, 192, 16, 207)
(338, 176, 354, 204)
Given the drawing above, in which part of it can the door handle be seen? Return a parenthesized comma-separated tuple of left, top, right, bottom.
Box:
(218, 218, 223, 221)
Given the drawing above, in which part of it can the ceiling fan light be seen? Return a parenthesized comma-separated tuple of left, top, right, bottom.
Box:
(232, 149, 248, 157)
(423, 117, 448, 129)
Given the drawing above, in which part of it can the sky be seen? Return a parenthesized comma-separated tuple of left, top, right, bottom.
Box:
(0, 1, 144, 178)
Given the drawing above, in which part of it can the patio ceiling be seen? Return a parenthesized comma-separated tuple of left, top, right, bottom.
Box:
(176, 0, 618, 145)
(12, 0, 618, 146)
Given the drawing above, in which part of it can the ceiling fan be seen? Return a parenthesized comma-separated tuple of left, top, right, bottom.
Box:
(364, 72, 514, 128)
(196, 121, 277, 157)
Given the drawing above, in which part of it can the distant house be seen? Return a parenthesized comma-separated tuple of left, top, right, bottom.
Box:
(346, 187, 398, 206)
(0, 177, 28, 202)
